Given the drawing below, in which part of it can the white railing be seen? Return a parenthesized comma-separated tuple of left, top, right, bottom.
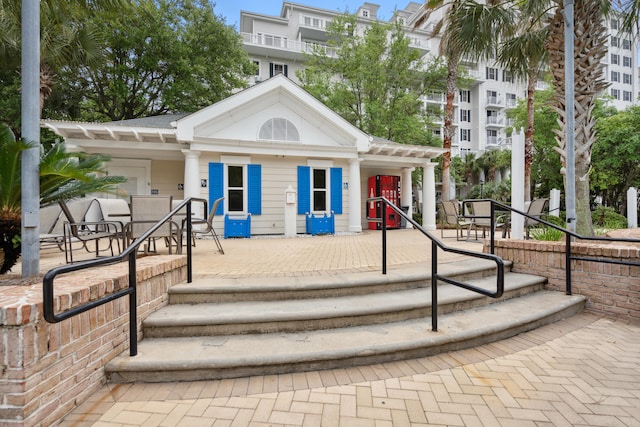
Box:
(486, 116, 504, 126)
(241, 32, 337, 57)
(486, 96, 503, 106)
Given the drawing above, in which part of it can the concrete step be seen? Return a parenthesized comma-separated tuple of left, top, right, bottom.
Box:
(106, 291, 586, 383)
(171, 259, 511, 304)
(144, 271, 546, 338)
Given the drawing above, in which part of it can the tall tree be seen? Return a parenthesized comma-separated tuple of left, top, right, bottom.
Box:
(546, 0, 610, 235)
(0, 0, 128, 124)
(419, 0, 514, 200)
(496, 1, 549, 201)
(50, 0, 255, 121)
(592, 105, 640, 213)
(299, 13, 446, 146)
(508, 84, 564, 199)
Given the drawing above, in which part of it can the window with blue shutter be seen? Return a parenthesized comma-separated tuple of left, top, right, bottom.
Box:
(248, 164, 262, 215)
(208, 162, 224, 215)
(298, 166, 310, 214)
(209, 162, 261, 215)
(330, 167, 343, 214)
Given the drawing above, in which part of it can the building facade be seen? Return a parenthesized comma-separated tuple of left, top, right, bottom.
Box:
(239, 1, 639, 158)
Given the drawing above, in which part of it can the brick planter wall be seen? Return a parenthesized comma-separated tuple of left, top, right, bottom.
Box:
(0, 256, 187, 427)
(488, 240, 640, 322)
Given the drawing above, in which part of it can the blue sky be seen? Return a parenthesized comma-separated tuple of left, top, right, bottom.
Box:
(214, 1, 402, 28)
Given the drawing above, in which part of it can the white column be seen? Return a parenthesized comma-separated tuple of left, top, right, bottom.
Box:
(182, 150, 202, 215)
(422, 161, 437, 230)
(511, 131, 525, 239)
(401, 168, 414, 228)
(348, 158, 363, 233)
(628, 187, 638, 228)
(550, 188, 561, 217)
(284, 185, 297, 237)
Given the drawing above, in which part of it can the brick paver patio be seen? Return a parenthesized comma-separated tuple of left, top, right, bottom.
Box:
(21, 229, 639, 426)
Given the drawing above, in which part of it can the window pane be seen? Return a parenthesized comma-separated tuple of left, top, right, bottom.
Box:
(229, 166, 243, 187)
(313, 191, 326, 211)
(313, 169, 326, 189)
(229, 190, 244, 211)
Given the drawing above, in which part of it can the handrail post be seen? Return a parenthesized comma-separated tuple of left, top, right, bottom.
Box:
(431, 240, 438, 332)
(128, 251, 137, 357)
(565, 233, 572, 295)
(186, 201, 193, 283)
(382, 199, 387, 275)
(490, 201, 496, 254)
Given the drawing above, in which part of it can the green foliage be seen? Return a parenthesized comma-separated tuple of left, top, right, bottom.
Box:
(508, 85, 563, 198)
(48, 0, 255, 121)
(0, 123, 126, 273)
(298, 14, 447, 146)
(592, 106, 640, 213)
(591, 206, 627, 230)
(529, 225, 563, 241)
(467, 180, 511, 203)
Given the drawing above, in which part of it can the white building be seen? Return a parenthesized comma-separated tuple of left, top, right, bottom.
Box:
(239, 1, 639, 157)
(44, 75, 445, 236)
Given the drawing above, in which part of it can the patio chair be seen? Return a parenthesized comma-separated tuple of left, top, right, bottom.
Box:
(59, 200, 122, 263)
(39, 204, 66, 251)
(125, 195, 181, 254)
(463, 200, 509, 241)
(439, 200, 475, 241)
(190, 197, 225, 254)
(525, 198, 550, 239)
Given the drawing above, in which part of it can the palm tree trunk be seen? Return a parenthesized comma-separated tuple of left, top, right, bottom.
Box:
(441, 50, 460, 201)
(524, 67, 536, 202)
(546, 0, 607, 236)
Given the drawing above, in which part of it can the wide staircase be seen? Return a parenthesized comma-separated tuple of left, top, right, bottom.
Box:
(105, 259, 585, 383)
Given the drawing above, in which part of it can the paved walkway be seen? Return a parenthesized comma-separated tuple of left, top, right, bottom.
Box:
(38, 230, 640, 426)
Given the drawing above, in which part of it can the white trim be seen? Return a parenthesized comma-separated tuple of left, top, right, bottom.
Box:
(220, 155, 251, 165)
(307, 159, 333, 168)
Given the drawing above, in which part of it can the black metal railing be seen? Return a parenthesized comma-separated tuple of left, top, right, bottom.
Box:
(464, 199, 640, 296)
(367, 196, 505, 332)
(42, 197, 207, 356)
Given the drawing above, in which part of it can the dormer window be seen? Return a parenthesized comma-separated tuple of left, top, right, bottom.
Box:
(259, 118, 300, 142)
(361, 9, 369, 18)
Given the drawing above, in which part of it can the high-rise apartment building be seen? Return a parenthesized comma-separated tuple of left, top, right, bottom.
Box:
(239, 2, 638, 158)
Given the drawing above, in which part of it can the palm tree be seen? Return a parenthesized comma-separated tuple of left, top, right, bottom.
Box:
(0, 123, 125, 274)
(419, 0, 514, 200)
(546, 0, 610, 235)
(0, 0, 128, 116)
(496, 1, 549, 202)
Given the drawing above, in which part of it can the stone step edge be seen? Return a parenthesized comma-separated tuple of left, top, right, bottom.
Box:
(146, 272, 546, 328)
(106, 292, 585, 382)
(173, 259, 513, 295)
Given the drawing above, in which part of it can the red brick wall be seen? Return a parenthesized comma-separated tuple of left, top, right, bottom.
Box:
(0, 256, 186, 427)
(488, 240, 640, 322)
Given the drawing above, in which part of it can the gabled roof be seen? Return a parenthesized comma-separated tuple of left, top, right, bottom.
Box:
(42, 74, 445, 163)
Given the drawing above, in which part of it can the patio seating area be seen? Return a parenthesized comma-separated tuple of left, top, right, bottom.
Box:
(38, 196, 222, 264)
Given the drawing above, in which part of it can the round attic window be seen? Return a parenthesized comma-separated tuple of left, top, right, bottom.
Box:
(259, 118, 300, 142)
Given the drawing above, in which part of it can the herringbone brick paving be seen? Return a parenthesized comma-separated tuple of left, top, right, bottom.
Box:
(60, 313, 640, 426)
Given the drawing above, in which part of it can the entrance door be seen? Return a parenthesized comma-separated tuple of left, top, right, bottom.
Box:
(105, 159, 151, 199)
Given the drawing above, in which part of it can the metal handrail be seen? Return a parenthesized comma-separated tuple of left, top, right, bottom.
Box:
(474, 199, 640, 296)
(367, 196, 505, 332)
(42, 197, 207, 356)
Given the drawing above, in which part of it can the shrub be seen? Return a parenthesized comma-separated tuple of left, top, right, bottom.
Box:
(591, 206, 627, 229)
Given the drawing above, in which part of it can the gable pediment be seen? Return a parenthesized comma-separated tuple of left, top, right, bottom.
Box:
(176, 75, 370, 151)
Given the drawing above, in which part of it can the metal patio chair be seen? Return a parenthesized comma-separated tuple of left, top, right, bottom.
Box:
(59, 200, 122, 263)
(125, 195, 181, 254)
(190, 197, 224, 254)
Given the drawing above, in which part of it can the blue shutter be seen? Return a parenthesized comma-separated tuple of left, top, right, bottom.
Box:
(248, 164, 262, 215)
(297, 166, 310, 214)
(330, 167, 343, 214)
(208, 162, 224, 215)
